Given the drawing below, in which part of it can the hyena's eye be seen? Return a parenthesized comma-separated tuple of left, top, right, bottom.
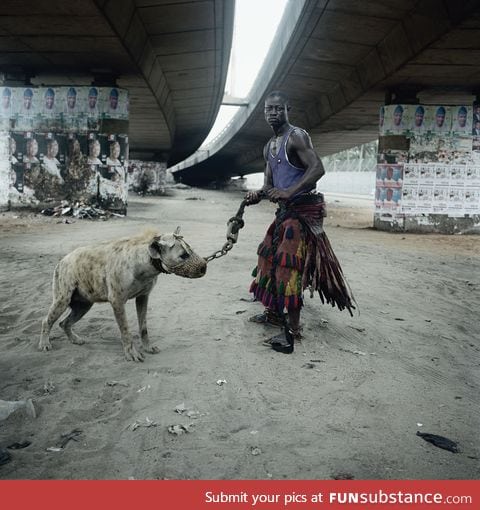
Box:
(180, 252, 190, 260)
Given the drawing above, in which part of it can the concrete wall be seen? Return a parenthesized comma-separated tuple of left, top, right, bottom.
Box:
(0, 85, 129, 213)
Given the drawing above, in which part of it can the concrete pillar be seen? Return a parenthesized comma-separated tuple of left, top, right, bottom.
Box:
(0, 83, 129, 213)
(374, 94, 480, 234)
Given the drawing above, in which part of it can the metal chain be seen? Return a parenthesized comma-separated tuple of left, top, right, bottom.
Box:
(205, 195, 257, 263)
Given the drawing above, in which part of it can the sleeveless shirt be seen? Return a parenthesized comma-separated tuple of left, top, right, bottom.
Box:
(268, 127, 314, 195)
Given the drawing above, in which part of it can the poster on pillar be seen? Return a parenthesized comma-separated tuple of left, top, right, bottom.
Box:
(1, 85, 129, 212)
(377, 101, 480, 222)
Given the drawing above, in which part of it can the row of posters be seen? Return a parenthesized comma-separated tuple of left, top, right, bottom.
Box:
(0, 86, 128, 131)
(375, 163, 480, 215)
(379, 103, 480, 136)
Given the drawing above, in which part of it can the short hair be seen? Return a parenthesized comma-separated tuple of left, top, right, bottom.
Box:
(415, 106, 424, 115)
(45, 88, 55, 97)
(394, 105, 403, 114)
(458, 106, 467, 115)
(24, 88, 33, 97)
(89, 87, 98, 97)
(266, 90, 289, 105)
(110, 88, 119, 98)
(67, 87, 76, 97)
(436, 106, 446, 115)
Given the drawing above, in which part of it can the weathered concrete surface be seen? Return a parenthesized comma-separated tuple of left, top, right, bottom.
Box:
(0, 0, 234, 165)
(174, 0, 480, 184)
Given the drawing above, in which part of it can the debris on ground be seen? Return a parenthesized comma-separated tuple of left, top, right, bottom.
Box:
(7, 441, 31, 449)
(46, 429, 83, 452)
(216, 379, 227, 386)
(131, 417, 157, 431)
(348, 326, 366, 333)
(43, 381, 56, 395)
(174, 403, 201, 419)
(339, 348, 367, 356)
(302, 363, 316, 369)
(105, 380, 129, 387)
(332, 472, 355, 480)
(41, 201, 124, 220)
(416, 431, 459, 453)
(167, 423, 194, 435)
(250, 447, 262, 456)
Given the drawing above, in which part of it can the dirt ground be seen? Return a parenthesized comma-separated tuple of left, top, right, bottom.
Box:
(0, 187, 479, 480)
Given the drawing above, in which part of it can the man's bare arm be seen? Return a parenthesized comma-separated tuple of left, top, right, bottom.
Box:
(245, 143, 273, 204)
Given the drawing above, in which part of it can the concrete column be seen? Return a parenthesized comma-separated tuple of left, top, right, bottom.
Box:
(0, 84, 129, 213)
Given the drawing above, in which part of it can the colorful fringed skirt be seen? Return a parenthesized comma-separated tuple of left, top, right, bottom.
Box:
(250, 193, 355, 316)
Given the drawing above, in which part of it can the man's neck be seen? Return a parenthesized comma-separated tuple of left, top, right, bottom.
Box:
(272, 122, 291, 137)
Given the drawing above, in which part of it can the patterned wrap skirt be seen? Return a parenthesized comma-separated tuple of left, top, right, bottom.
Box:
(249, 193, 355, 315)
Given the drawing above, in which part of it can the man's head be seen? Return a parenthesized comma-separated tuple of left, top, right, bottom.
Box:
(386, 188, 394, 201)
(88, 87, 98, 109)
(386, 166, 394, 179)
(26, 138, 38, 157)
(457, 106, 467, 127)
(109, 88, 119, 110)
(475, 121, 480, 131)
(435, 106, 446, 127)
(47, 139, 59, 159)
(89, 139, 101, 158)
(2, 88, 11, 109)
(23, 88, 33, 110)
(393, 105, 403, 126)
(110, 141, 121, 159)
(264, 90, 290, 130)
(67, 87, 77, 110)
(45, 88, 55, 110)
(414, 106, 425, 127)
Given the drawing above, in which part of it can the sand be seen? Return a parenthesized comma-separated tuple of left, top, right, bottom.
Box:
(0, 187, 479, 479)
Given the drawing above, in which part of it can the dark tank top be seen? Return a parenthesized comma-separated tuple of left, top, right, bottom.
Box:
(268, 127, 314, 195)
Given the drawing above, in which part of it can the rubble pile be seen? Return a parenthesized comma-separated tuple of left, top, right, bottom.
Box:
(41, 201, 124, 220)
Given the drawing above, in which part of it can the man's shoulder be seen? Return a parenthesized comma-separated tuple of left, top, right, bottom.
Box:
(287, 126, 312, 147)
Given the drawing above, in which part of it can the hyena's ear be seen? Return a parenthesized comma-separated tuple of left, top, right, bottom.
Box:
(174, 226, 181, 235)
(148, 237, 162, 259)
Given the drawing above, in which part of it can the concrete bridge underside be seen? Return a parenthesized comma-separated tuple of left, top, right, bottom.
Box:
(0, 0, 235, 166)
(174, 0, 480, 185)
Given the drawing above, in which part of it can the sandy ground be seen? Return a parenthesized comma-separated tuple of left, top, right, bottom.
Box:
(0, 187, 479, 480)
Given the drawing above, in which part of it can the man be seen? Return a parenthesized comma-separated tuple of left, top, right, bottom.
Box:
(109, 88, 119, 110)
(66, 87, 77, 111)
(43, 138, 63, 181)
(245, 91, 354, 353)
(391, 104, 404, 133)
(87, 139, 102, 166)
(23, 88, 33, 110)
(432, 106, 449, 133)
(88, 87, 98, 111)
(453, 106, 469, 133)
(24, 138, 39, 163)
(44, 88, 55, 111)
(412, 105, 426, 132)
(2, 87, 11, 111)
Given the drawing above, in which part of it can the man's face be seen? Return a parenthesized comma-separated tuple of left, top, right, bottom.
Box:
(111, 142, 120, 159)
(264, 96, 288, 129)
(90, 140, 100, 158)
(27, 139, 38, 157)
(45, 93, 54, 110)
(47, 141, 59, 158)
(67, 93, 76, 109)
(436, 113, 445, 127)
(457, 111, 467, 127)
(393, 110, 402, 126)
(415, 112, 424, 127)
(23, 94, 32, 110)
(109, 94, 118, 110)
(88, 94, 97, 109)
(386, 189, 393, 201)
(386, 167, 393, 180)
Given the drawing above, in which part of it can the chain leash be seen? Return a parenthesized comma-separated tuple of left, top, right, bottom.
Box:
(205, 192, 264, 263)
